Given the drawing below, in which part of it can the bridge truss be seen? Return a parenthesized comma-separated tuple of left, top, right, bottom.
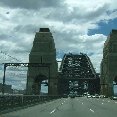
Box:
(2, 63, 51, 95)
(58, 53, 100, 95)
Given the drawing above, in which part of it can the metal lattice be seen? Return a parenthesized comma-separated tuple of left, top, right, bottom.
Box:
(59, 53, 96, 80)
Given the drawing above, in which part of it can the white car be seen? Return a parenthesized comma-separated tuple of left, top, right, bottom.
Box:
(110, 96, 117, 100)
(87, 95, 92, 98)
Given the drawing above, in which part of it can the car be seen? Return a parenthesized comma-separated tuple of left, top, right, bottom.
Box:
(92, 95, 96, 98)
(76, 95, 83, 97)
(100, 95, 108, 98)
(110, 96, 117, 100)
(69, 93, 75, 98)
(87, 95, 92, 98)
(95, 94, 99, 98)
(63, 94, 68, 98)
(100, 95, 105, 98)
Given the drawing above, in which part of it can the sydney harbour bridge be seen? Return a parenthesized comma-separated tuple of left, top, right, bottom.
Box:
(1, 28, 100, 96)
(0, 28, 117, 117)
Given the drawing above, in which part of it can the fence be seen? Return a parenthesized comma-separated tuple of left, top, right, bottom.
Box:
(0, 95, 61, 112)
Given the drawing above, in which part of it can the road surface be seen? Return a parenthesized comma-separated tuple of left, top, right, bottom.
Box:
(1, 97, 117, 117)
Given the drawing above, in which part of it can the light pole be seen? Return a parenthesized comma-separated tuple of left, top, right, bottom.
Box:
(2, 63, 7, 95)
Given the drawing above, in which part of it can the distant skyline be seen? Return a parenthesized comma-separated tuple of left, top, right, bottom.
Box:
(0, 0, 117, 90)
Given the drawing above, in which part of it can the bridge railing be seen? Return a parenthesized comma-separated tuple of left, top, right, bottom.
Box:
(0, 95, 61, 112)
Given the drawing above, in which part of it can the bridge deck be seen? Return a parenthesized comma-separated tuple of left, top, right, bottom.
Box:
(1, 97, 117, 117)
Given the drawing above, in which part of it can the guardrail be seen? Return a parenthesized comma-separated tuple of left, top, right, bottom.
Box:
(0, 95, 61, 112)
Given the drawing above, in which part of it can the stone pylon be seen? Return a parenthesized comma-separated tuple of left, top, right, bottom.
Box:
(26, 28, 58, 95)
(100, 29, 117, 97)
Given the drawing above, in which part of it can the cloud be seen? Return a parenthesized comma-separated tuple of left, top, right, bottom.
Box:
(0, 0, 117, 89)
(0, 0, 62, 9)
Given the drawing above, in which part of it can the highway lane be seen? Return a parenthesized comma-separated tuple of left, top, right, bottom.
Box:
(1, 97, 117, 117)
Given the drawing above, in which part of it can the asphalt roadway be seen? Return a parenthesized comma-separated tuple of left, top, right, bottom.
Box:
(1, 97, 117, 117)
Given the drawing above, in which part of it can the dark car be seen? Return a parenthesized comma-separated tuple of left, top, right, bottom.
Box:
(63, 94, 68, 98)
(69, 93, 75, 98)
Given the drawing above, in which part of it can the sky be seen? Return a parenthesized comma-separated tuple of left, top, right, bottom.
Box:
(0, 0, 117, 90)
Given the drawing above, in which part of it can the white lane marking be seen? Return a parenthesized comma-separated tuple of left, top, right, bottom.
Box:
(90, 109, 94, 113)
(102, 103, 104, 104)
(115, 102, 117, 103)
(50, 109, 56, 114)
(108, 101, 110, 102)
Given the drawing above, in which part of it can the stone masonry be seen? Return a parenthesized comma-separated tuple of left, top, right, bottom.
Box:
(100, 29, 117, 96)
(26, 28, 58, 95)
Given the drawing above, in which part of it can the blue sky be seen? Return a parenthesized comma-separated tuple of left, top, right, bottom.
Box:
(0, 0, 117, 91)
(89, 18, 117, 36)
